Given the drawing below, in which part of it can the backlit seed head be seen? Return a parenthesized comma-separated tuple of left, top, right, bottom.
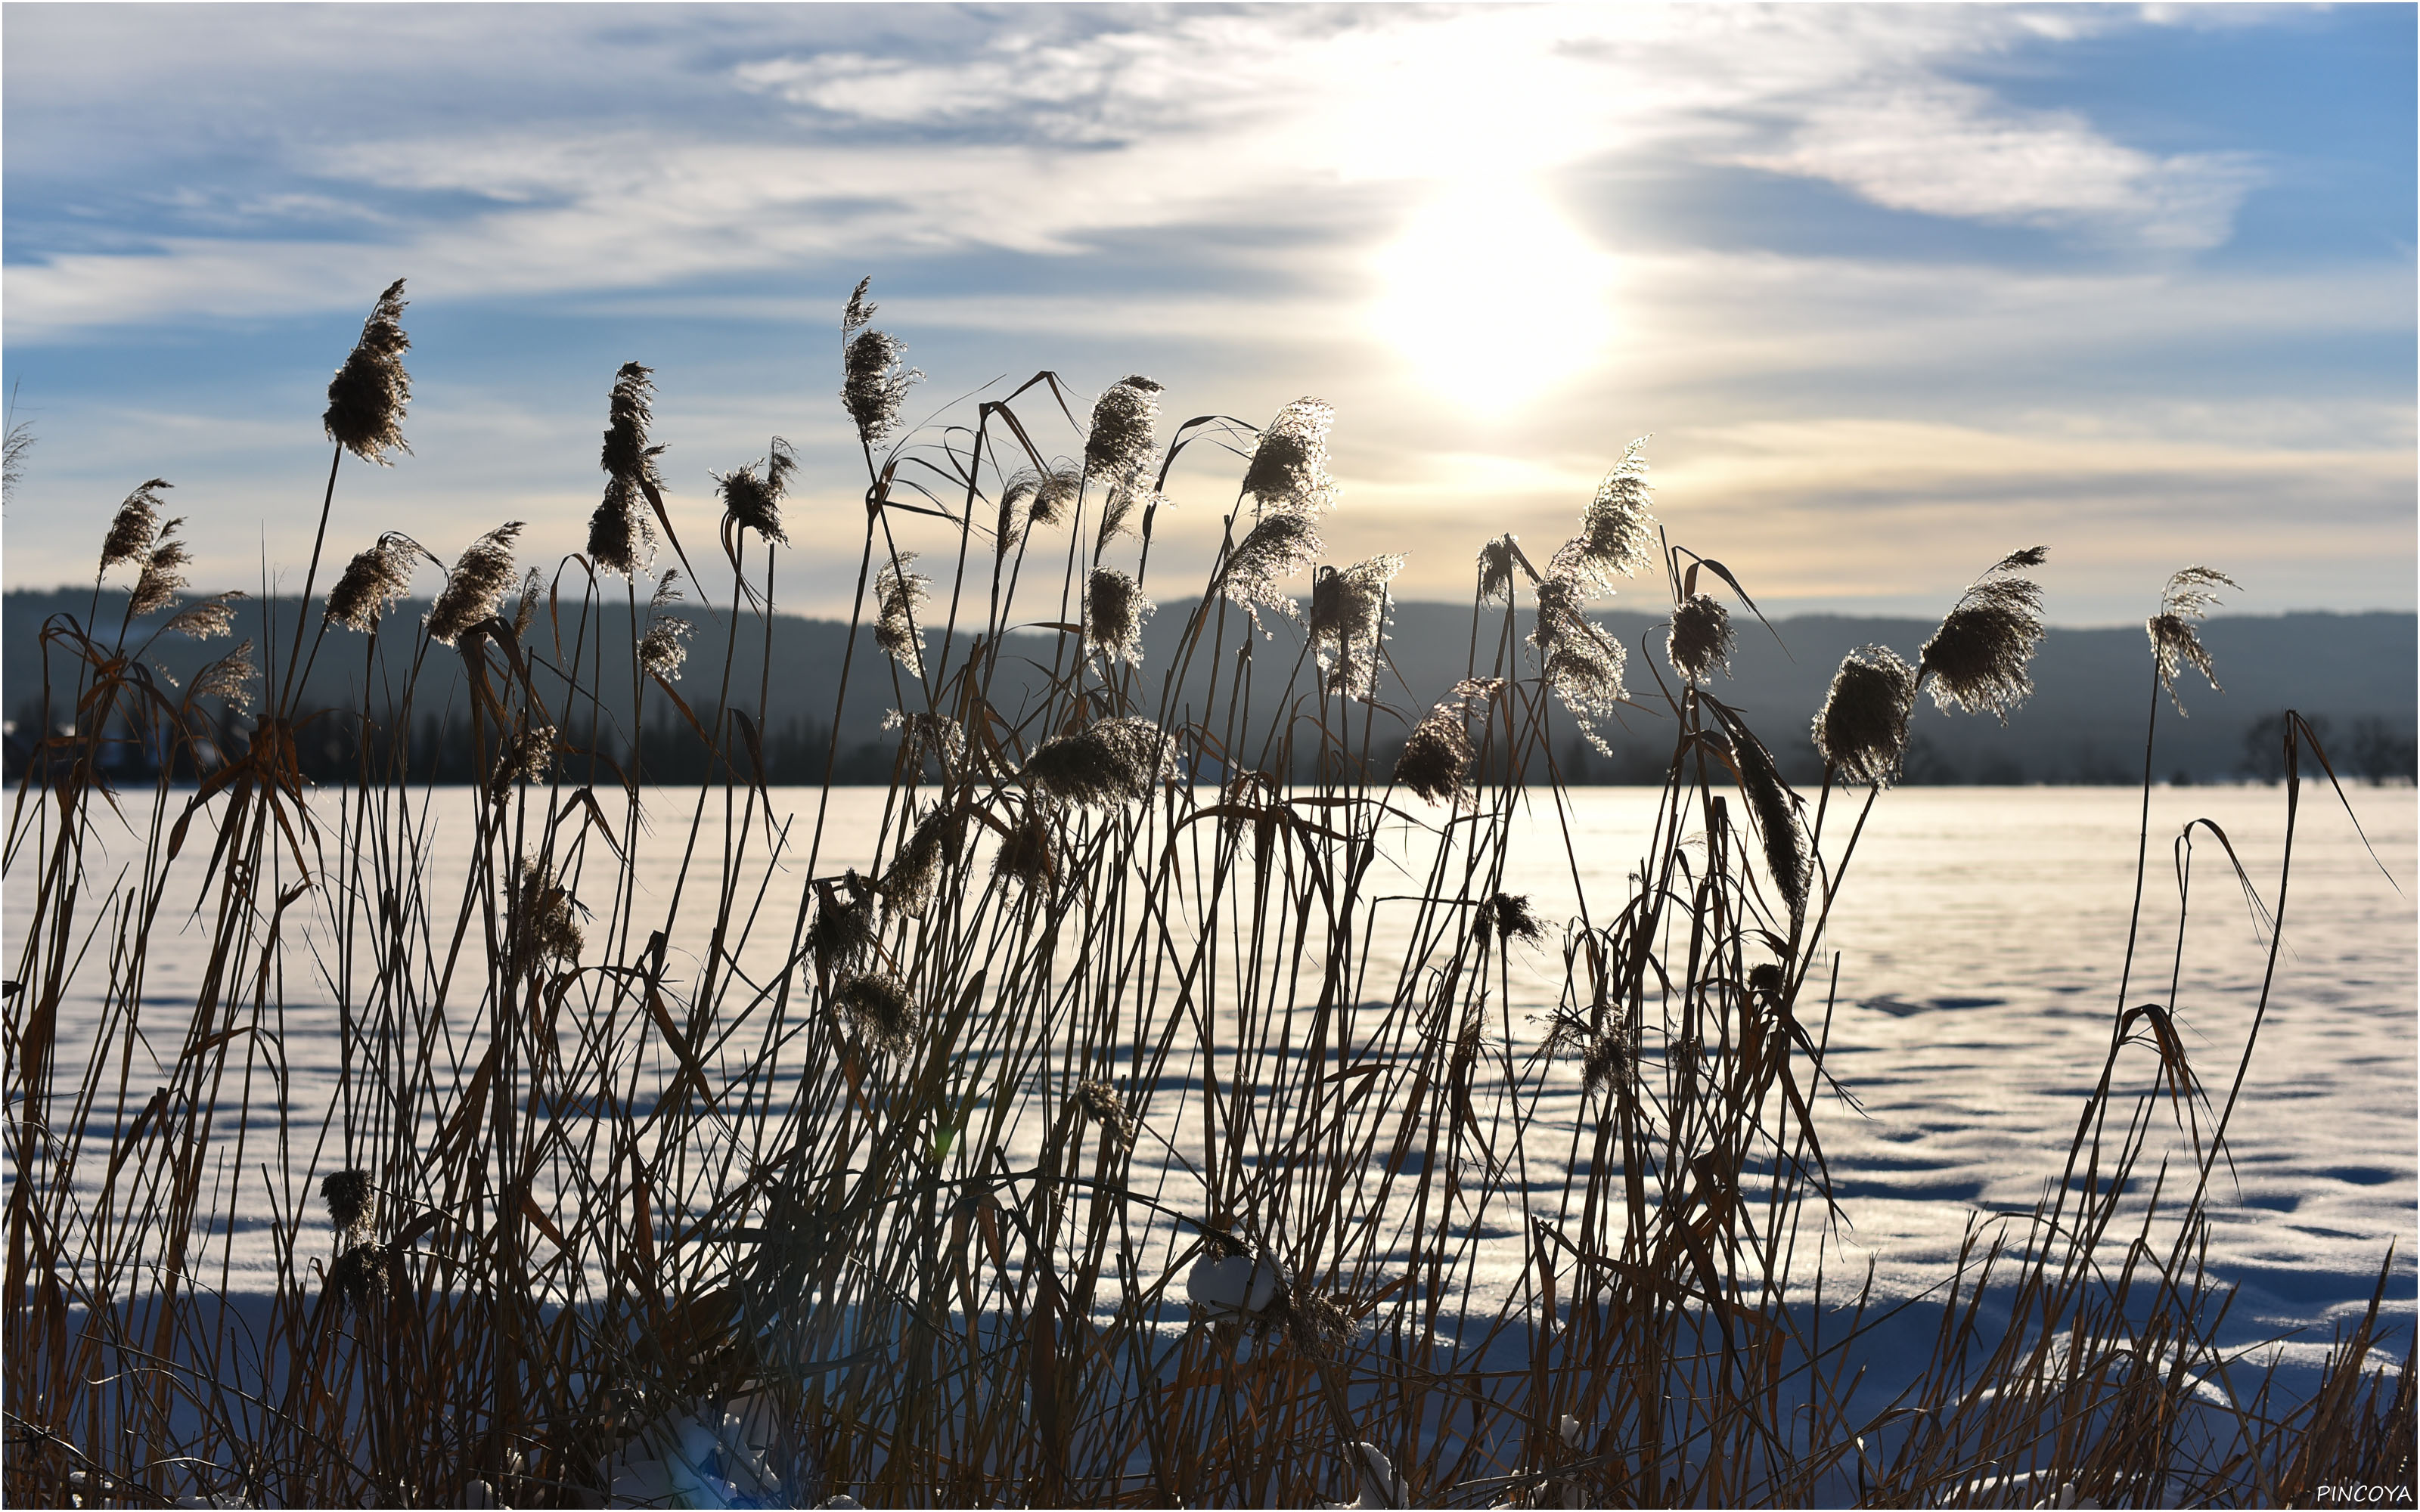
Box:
(322, 279, 411, 464)
(326, 534, 421, 631)
(128, 521, 191, 618)
(509, 857, 584, 978)
(807, 878, 878, 980)
(1310, 554, 1404, 699)
(1025, 716, 1176, 807)
(329, 1242, 398, 1312)
(1667, 593, 1733, 680)
(1395, 701, 1474, 807)
(426, 524, 524, 646)
(321, 1167, 377, 1242)
(638, 572, 693, 681)
(2146, 565, 2237, 715)
(1581, 1034, 1625, 1095)
(1076, 1079, 1137, 1148)
(993, 804, 1059, 891)
(489, 723, 555, 799)
(599, 361, 663, 487)
(1087, 566, 1153, 666)
(715, 440, 795, 546)
(1921, 547, 2048, 721)
(1719, 712, 1807, 924)
(588, 475, 654, 579)
(1481, 891, 1544, 947)
(510, 568, 542, 641)
(1556, 438, 1655, 592)
(880, 804, 958, 919)
(831, 971, 918, 1055)
(164, 591, 243, 642)
(840, 279, 922, 446)
(1240, 398, 1336, 516)
(99, 479, 171, 574)
(1813, 645, 1916, 787)
(1085, 375, 1162, 490)
(1530, 575, 1627, 752)
(884, 708, 966, 779)
(875, 553, 930, 677)
(1476, 534, 1520, 603)
(191, 640, 259, 712)
(1220, 512, 1321, 627)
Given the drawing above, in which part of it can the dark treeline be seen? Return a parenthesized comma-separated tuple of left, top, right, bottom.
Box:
(6, 588, 2415, 787)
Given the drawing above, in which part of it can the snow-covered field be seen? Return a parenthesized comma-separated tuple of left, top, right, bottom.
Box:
(14, 781, 2412, 1416)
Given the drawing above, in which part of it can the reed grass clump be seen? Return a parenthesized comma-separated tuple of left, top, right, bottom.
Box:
(5, 283, 2399, 1512)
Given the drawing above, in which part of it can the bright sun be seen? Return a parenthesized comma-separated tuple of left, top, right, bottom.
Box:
(1371, 181, 1615, 411)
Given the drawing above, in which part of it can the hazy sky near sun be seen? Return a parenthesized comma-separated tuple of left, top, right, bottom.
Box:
(3, 2, 2412, 624)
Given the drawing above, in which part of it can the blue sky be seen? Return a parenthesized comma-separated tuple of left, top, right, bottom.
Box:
(4, 2, 2411, 624)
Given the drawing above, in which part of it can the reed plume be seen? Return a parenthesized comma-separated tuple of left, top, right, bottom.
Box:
(1531, 575, 1628, 751)
(1025, 716, 1174, 806)
(163, 590, 243, 642)
(426, 523, 524, 646)
(638, 571, 693, 681)
(1076, 1080, 1137, 1149)
(3, 414, 31, 507)
(126, 519, 192, 618)
(324, 534, 421, 631)
(715, 441, 794, 547)
(511, 567, 542, 640)
(322, 278, 411, 463)
(993, 804, 1059, 891)
(875, 553, 930, 677)
(1395, 677, 1504, 806)
(1718, 710, 1807, 923)
(806, 878, 878, 981)
(1551, 438, 1655, 591)
(1220, 513, 1320, 626)
(489, 723, 555, 799)
(98, 479, 171, 574)
(1239, 398, 1336, 516)
(1084, 376, 1162, 490)
(1309, 554, 1403, 698)
(509, 856, 584, 978)
(1087, 566, 1152, 666)
(589, 363, 664, 578)
(1396, 702, 1474, 806)
(1478, 534, 1520, 603)
(320, 1168, 376, 1244)
(841, 277, 920, 448)
(1813, 644, 1917, 787)
(830, 971, 918, 1055)
(1667, 592, 1733, 680)
(1921, 546, 2048, 720)
(1481, 891, 1544, 946)
(879, 804, 957, 919)
(190, 639, 258, 711)
(885, 708, 966, 778)
(2147, 565, 2238, 714)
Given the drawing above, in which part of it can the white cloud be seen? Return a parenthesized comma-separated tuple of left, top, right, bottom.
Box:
(1737, 82, 2263, 248)
(3, 6, 2279, 340)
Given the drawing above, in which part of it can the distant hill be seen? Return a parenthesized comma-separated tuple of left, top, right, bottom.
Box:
(6, 586, 2411, 785)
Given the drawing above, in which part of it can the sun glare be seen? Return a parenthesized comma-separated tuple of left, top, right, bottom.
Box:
(1371, 181, 1615, 411)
